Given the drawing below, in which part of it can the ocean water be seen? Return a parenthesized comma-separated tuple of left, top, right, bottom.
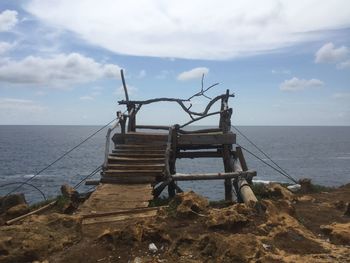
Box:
(0, 125, 349, 203)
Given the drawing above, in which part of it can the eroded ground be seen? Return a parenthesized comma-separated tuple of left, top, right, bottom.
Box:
(1, 183, 350, 263)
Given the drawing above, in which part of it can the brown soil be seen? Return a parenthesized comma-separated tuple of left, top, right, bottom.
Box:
(1, 184, 350, 263)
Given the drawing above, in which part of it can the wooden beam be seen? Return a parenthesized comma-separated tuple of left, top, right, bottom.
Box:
(136, 125, 170, 131)
(177, 132, 236, 146)
(236, 146, 248, 171)
(177, 151, 224, 158)
(172, 170, 256, 181)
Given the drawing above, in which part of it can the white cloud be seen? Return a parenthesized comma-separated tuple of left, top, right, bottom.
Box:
(315, 42, 349, 64)
(177, 67, 209, 81)
(332, 92, 350, 99)
(279, 77, 324, 92)
(0, 53, 121, 87)
(137, 69, 146, 78)
(0, 98, 45, 112)
(26, 0, 350, 60)
(79, 95, 94, 101)
(271, 69, 290, 74)
(0, 41, 15, 54)
(337, 59, 350, 69)
(0, 10, 18, 32)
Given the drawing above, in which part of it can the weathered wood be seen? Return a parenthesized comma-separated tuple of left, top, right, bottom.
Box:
(177, 151, 224, 158)
(120, 69, 129, 102)
(103, 170, 163, 177)
(237, 178, 258, 207)
(6, 201, 56, 225)
(136, 125, 170, 130)
(107, 164, 165, 170)
(177, 132, 236, 146)
(109, 153, 165, 158)
(114, 144, 167, 151)
(81, 206, 164, 219)
(113, 132, 168, 145)
(178, 128, 223, 134)
(100, 176, 156, 184)
(108, 156, 165, 162)
(236, 146, 248, 171)
(171, 170, 256, 181)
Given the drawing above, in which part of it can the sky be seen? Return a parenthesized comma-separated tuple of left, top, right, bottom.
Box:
(0, 0, 349, 126)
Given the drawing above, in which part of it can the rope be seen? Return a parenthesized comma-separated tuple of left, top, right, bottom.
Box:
(238, 144, 298, 184)
(0, 182, 47, 201)
(73, 165, 102, 189)
(232, 125, 296, 181)
(5, 118, 117, 196)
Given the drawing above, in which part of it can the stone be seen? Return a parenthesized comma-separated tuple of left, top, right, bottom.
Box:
(321, 222, 350, 245)
(0, 193, 27, 214)
(6, 203, 29, 217)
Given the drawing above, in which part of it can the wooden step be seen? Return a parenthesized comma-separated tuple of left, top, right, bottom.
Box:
(115, 144, 167, 150)
(100, 176, 156, 184)
(109, 153, 165, 158)
(112, 132, 168, 145)
(108, 156, 165, 164)
(107, 164, 165, 170)
(103, 169, 163, 176)
(112, 151, 165, 154)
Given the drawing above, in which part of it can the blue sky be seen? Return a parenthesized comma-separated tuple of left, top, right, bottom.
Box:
(0, 0, 349, 126)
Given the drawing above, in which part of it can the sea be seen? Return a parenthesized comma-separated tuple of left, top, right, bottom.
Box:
(0, 125, 350, 204)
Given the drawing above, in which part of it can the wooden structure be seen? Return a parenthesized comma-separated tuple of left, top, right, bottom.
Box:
(79, 71, 258, 232)
(97, 70, 258, 205)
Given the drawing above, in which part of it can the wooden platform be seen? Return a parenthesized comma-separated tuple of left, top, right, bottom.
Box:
(78, 183, 157, 236)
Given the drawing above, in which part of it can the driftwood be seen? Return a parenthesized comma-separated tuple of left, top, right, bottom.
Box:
(172, 170, 256, 181)
(6, 201, 56, 225)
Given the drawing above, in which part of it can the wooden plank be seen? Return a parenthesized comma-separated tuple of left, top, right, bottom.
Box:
(115, 144, 166, 149)
(103, 170, 163, 177)
(112, 149, 165, 154)
(100, 176, 156, 184)
(82, 210, 157, 225)
(177, 151, 224, 158)
(108, 156, 165, 162)
(113, 132, 168, 145)
(107, 164, 165, 170)
(177, 132, 236, 146)
(109, 153, 165, 158)
(172, 170, 256, 181)
(135, 125, 170, 130)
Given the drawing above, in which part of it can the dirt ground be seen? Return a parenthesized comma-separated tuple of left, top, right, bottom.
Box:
(1, 183, 350, 263)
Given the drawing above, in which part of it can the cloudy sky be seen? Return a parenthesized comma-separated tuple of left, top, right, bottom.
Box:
(0, 0, 349, 125)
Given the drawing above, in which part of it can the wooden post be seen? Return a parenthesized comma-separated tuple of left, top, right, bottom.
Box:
(236, 146, 252, 184)
(220, 90, 234, 201)
(168, 126, 178, 197)
(127, 104, 136, 132)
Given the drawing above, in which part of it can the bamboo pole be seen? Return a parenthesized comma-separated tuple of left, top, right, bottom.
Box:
(6, 201, 56, 225)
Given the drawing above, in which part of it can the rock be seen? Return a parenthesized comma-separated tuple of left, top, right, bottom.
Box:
(0, 193, 27, 214)
(6, 203, 29, 217)
(148, 243, 158, 253)
(171, 191, 208, 218)
(321, 222, 350, 245)
(206, 204, 250, 230)
(60, 185, 80, 214)
(60, 184, 79, 200)
(344, 203, 350, 216)
(299, 178, 312, 193)
(265, 183, 295, 201)
(0, 213, 81, 262)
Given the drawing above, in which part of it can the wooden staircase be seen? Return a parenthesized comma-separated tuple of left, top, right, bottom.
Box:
(101, 132, 168, 184)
